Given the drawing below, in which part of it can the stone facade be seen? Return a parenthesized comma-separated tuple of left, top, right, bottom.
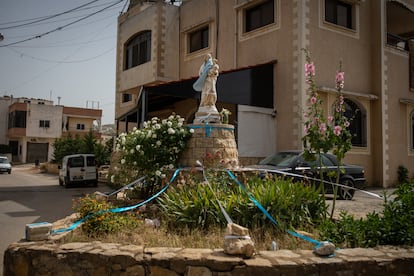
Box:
(4, 241, 414, 276)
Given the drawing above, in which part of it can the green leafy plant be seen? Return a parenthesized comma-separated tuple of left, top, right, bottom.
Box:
(73, 195, 141, 237)
(318, 181, 414, 247)
(52, 131, 113, 166)
(397, 165, 409, 184)
(157, 173, 327, 233)
(111, 114, 193, 197)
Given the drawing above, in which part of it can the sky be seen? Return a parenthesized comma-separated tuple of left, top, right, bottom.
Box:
(0, 0, 129, 125)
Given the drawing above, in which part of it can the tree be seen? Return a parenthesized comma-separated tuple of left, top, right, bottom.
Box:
(52, 132, 113, 166)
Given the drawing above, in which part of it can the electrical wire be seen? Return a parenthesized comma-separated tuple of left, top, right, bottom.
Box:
(7, 46, 115, 63)
(0, 0, 125, 48)
(0, 4, 122, 32)
(0, 0, 100, 30)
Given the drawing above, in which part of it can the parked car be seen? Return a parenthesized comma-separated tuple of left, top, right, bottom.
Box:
(248, 150, 366, 200)
(59, 154, 98, 188)
(0, 156, 12, 174)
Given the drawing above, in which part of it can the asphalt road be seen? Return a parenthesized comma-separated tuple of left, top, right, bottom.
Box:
(0, 165, 111, 275)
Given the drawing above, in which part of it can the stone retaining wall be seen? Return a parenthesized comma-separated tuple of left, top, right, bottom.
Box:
(4, 241, 414, 275)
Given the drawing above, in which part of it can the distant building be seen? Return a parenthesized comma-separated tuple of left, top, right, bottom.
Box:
(0, 96, 102, 163)
(114, 0, 414, 187)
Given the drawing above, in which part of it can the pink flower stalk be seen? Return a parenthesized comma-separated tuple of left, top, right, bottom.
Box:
(336, 71, 345, 89)
(305, 62, 315, 77)
(334, 125, 342, 136)
(320, 123, 327, 133)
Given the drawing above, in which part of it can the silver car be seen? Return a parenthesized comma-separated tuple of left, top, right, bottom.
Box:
(0, 156, 12, 174)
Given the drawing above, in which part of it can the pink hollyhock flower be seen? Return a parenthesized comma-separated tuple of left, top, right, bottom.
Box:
(345, 121, 350, 127)
(336, 71, 345, 89)
(334, 125, 342, 136)
(304, 125, 309, 135)
(328, 115, 334, 122)
(336, 71, 344, 83)
(320, 123, 327, 133)
(310, 96, 317, 104)
(305, 62, 315, 77)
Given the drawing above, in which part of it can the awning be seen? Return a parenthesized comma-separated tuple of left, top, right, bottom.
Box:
(145, 61, 275, 108)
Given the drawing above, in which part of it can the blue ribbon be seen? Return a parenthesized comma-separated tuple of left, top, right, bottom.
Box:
(51, 169, 181, 235)
(226, 170, 323, 246)
(187, 124, 233, 138)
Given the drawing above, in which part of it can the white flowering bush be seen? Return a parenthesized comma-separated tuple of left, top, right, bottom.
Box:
(111, 114, 193, 197)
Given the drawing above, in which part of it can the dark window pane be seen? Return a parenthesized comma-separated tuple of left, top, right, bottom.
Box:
(87, 156, 95, 167)
(412, 113, 414, 149)
(245, 0, 274, 32)
(189, 26, 209, 53)
(124, 31, 151, 70)
(69, 156, 84, 168)
(122, 93, 132, 103)
(325, 0, 353, 29)
(344, 99, 367, 147)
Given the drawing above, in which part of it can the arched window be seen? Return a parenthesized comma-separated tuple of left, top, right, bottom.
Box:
(344, 99, 367, 147)
(411, 111, 414, 150)
(124, 31, 151, 70)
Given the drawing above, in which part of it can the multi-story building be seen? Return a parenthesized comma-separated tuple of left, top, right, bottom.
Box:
(1, 96, 102, 163)
(114, 0, 414, 187)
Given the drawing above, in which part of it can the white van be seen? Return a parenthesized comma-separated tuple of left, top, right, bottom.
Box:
(59, 154, 98, 188)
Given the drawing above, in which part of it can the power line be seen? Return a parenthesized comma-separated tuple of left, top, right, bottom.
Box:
(0, 0, 100, 30)
(0, 0, 125, 48)
(0, 3, 121, 32)
(7, 46, 115, 63)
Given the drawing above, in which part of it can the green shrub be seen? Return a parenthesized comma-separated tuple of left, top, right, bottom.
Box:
(73, 195, 141, 237)
(157, 173, 327, 233)
(111, 114, 193, 198)
(318, 181, 414, 247)
(397, 165, 409, 184)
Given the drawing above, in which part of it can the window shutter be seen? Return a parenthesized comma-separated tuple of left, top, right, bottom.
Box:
(409, 40, 414, 91)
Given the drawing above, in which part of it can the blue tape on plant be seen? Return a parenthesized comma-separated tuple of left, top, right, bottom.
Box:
(226, 169, 336, 255)
(187, 124, 233, 137)
(51, 168, 181, 235)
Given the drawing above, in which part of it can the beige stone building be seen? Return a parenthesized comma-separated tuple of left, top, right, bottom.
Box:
(115, 0, 414, 187)
(2, 96, 102, 163)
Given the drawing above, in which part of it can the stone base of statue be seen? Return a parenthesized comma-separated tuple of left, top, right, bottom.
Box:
(193, 106, 220, 124)
(179, 124, 239, 168)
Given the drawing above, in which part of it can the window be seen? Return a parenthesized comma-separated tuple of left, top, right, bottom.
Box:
(76, 123, 85, 130)
(69, 156, 84, 168)
(344, 99, 367, 147)
(122, 93, 132, 103)
(411, 112, 414, 150)
(189, 26, 209, 53)
(8, 110, 27, 128)
(39, 120, 50, 128)
(325, 0, 353, 29)
(86, 156, 96, 167)
(125, 31, 151, 70)
(245, 0, 274, 32)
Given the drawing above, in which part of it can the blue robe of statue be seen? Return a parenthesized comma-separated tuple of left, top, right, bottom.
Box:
(193, 57, 214, 92)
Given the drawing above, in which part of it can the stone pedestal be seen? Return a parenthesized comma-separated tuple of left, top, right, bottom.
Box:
(180, 124, 239, 168)
(193, 106, 220, 124)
